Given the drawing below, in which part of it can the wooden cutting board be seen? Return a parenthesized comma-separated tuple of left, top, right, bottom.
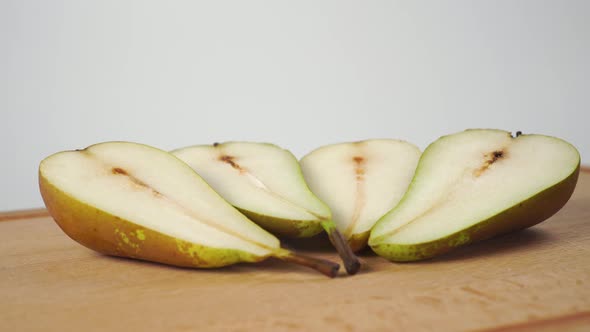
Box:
(2, 170, 590, 332)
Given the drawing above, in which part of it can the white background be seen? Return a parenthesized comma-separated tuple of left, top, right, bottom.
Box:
(2, 1, 589, 211)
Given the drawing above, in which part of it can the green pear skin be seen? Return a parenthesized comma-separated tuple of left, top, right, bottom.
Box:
(370, 166, 579, 261)
(40, 172, 264, 268)
(369, 130, 580, 261)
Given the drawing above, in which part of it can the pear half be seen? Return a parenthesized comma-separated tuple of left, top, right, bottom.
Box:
(172, 142, 361, 274)
(369, 129, 580, 261)
(39, 142, 340, 277)
(300, 139, 421, 252)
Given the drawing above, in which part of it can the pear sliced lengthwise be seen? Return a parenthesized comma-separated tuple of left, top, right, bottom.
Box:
(39, 142, 340, 277)
(172, 142, 361, 275)
(300, 139, 421, 252)
(369, 129, 581, 261)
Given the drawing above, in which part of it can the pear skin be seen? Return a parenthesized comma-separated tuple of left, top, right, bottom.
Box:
(39, 142, 340, 277)
(370, 164, 579, 261)
(369, 130, 580, 262)
(173, 142, 361, 274)
(40, 173, 265, 267)
(237, 208, 325, 238)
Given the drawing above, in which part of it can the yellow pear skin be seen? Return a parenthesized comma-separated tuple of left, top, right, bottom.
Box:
(40, 170, 266, 268)
(39, 142, 340, 277)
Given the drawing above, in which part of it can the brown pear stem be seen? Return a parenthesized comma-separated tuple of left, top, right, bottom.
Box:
(324, 223, 361, 275)
(277, 250, 340, 278)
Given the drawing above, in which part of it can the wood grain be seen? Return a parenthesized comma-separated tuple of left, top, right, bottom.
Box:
(1, 172, 590, 331)
(475, 311, 590, 332)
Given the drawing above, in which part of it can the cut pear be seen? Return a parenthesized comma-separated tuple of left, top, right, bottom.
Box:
(300, 139, 421, 252)
(39, 142, 340, 277)
(369, 129, 580, 261)
(172, 142, 361, 274)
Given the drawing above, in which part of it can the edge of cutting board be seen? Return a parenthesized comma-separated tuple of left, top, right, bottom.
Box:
(0, 207, 49, 221)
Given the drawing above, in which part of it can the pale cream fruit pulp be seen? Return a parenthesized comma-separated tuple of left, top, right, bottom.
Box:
(40, 142, 279, 257)
(369, 130, 580, 246)
(300, 140, 421, 245)
(173, 142, 331, 227)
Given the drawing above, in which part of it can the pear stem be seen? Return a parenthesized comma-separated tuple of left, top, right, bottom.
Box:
(277, 250, 340, 278)
(323, 222, 361, 275)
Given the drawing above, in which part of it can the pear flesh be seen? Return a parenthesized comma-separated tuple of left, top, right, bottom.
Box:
(173, 142, 361, 274)
(39, 142, 340, 277)
(300, 139, 421, 252)
(369, 130, 580, 261)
